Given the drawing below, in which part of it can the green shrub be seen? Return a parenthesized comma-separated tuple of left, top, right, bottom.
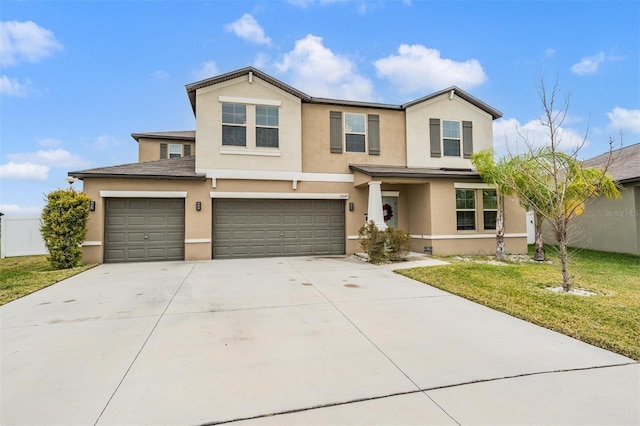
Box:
(40, 188, 91, 270)
(358, 221, 385, 264)
(385, 226, 412, 262)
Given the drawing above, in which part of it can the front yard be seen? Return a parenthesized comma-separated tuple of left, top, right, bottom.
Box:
(398, 247, 640, 361)
(0, 255, 95, 305)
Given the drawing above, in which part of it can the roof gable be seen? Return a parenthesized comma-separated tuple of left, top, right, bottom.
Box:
(584, 142, 640, 184)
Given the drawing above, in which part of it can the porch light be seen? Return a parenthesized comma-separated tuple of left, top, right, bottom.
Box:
(89, 201, 96, 211)
(196, 201, 202, 211)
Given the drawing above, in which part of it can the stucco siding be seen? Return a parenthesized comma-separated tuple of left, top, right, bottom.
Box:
(195, 75, 302, 175)
(406, 92, 494, 169)
(301, 104, 406, 174)
(566, 183, 640, 255)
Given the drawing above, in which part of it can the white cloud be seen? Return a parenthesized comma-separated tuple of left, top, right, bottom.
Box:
(607, 107, 640, 133)
(493, 117, 587, 157)
(37, 137, 62, 148)
(0, 204, 42, 215)
(0, 75, 31, 96)
(0, 162, 49, 180)
(93, 133, 119, 150)
(151, 70, 169, 81)
(571, 51, 606, 75)
(6, 149, 90, 168)
(275, 34, 373, 100)
(224, 14, 271, 46)
(193, 60, 219, 80)
(570, 51, 623, 75)
(0, 20, 63, 67)
(374, 44, 487, 93)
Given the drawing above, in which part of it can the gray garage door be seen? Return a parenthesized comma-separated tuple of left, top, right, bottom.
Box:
(213, 199, 345, 258)
(104, 198, 185, 263)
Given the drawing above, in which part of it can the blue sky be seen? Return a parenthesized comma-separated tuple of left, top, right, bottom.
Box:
(1, 0, 639, 214)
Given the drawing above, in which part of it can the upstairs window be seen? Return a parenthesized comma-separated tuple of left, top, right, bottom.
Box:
(442, 120, 461, 157)
(456, 189, 476, 231)
(482, 189, 498, 230)
(345, 113, 366, 152)
(256, 105, 279, 148)
(222, 103, 247, 146)
(160, 143, 191, 159)
(168, 144, 182, 158)
(430, 119, 473, 159)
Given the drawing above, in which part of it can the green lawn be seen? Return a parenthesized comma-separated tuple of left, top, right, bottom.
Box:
(397, 247, 640, 361)
(0, 255, 96, 305)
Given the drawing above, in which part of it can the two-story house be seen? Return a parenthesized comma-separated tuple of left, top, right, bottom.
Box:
(69, 67, 527, 263)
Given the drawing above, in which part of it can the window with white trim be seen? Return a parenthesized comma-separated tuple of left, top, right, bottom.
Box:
(443, 120, 461, 157)
(168, 144, 182, 158)
(256, 105, 279, 148)
(345, 113, 366, 152)
(222, 103, 247, 146)
(456, 189, 476, 230)
(482, 189, 498, 230)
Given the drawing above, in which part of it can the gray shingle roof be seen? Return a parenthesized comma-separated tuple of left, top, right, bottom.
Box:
(68, 156, 206, 181)
(584, 143, 640, 184)
(185, 66, 502, 119)
(349, 164, 481, 179)
(131, 130, 195, 142)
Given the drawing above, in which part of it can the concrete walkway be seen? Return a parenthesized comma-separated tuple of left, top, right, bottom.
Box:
(1, 256, 638, 425)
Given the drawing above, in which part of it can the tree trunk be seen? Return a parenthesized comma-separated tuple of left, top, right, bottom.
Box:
(533, 215, 545, 261)
(555, 221, 573, 291)
(496, 194, 505, 260)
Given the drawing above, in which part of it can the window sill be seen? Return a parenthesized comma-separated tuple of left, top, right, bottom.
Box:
(220, 147, 281, 157)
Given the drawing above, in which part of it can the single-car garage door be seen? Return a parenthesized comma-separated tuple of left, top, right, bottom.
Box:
(104, 198, 185, 263)
(213, 199, 345, 258)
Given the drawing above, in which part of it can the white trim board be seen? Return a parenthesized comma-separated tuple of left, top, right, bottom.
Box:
(99, 191, 188, 198)
(415, 233, 528, 240)
(185, 239, 211, 244)
(454, 182, 496, 189)
(198, 168, 354, 183)
(211, 192, 349, 200)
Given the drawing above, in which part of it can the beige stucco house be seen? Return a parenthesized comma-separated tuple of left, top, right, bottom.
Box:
(69, 67, 527, 263)
(566, 143, 640, 255)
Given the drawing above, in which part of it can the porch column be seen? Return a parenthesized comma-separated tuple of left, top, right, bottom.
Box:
(367, 181, 387, 230)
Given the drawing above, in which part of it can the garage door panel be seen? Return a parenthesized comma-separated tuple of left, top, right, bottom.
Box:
(104, 198, 184, 263)
(213, 199, 345, 259)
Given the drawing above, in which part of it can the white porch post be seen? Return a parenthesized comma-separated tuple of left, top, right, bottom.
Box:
(367, 181, 387, 230)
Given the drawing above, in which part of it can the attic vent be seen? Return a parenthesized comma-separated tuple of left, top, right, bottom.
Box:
(440, 168, 472, 172)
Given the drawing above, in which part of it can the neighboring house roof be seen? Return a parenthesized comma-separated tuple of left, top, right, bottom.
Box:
(68, 156, 206, 181)
(584, 142, 640, 184)
(185, 66, 502, 119)
(131, 131, 195, 142)
(349, 164, 481, 179)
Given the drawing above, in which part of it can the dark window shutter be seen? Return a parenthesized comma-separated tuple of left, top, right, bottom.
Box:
(462, 121, 473, 159)
(183, 144, 191, 157)
(330, 111, 343, 153)
(160, 143, 168, 159)
(368, 114, 380, 155)
(429, 118, 441, 158)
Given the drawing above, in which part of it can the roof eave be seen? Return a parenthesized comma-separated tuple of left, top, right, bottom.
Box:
(68, 172, 207, 181)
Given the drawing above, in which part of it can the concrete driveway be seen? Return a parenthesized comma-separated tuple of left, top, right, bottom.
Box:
(1, 256, 638, 425)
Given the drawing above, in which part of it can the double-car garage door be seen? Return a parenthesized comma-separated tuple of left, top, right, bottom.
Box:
(213, 199, 345, 259)
(104, 197, 345, 262)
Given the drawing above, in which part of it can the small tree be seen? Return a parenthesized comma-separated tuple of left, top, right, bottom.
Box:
(41, 188, 91, 269)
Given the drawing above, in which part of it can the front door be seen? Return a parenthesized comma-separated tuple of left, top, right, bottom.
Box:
(382, 196, 398, 229)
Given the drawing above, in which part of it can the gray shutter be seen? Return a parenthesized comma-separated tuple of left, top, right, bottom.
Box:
(330, 111, 343, 153)
(368, 114, 380, 155)
(183, 144, 191, 157)
(160, 143, 167, 159)
(429, 118, 441, 158)
(462, 121, 473, 159)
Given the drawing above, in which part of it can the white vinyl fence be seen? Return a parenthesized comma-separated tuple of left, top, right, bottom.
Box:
(526, 210, 536, 244)
(0, 215, 48, 258)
